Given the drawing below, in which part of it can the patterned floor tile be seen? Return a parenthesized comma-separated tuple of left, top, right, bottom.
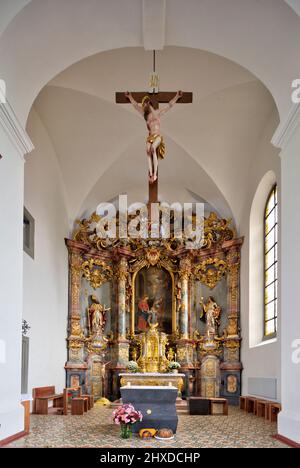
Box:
(5, 406, 288, 448)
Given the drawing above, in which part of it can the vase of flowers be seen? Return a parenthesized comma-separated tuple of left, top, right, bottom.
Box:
(113, 403, 143, 439)
(127, 361, 139, 373)
(168, 361, 181, 373)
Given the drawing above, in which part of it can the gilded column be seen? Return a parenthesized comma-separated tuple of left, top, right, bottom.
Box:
(117, 257, 128, 339)
(220, 238, 243, 405)
(176, 256, 194, 391)
(179, 257, 191, 339)
(111, 256, 130, 369)
(226, 244, 242, 339)
(65, 240, 88, 388)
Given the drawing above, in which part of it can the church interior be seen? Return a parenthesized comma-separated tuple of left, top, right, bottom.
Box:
(1, 0, 300, 449)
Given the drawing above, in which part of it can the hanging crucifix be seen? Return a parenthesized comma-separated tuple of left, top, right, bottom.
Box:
(116, 51, 192, 203)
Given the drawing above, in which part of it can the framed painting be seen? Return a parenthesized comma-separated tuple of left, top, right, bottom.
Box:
(131, 266, 175, 335)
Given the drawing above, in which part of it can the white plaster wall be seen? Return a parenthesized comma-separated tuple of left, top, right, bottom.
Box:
(239, 112, 281, 400)
(23, 108, 69, 398)
(0, 126, 24, 441)
(278, 123, 300, 443)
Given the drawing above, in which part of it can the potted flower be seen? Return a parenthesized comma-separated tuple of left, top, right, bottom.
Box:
(168, 361, 181, 373)
(113, 403, 143, 438)
(127, 360, 139, 373)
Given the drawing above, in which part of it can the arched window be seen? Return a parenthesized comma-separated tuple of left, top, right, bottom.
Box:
(264, 185, 278, 338)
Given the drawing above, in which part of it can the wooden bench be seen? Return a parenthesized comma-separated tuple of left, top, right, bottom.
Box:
(256, 399, 269, 418)
(245, 396, 258, 414)
(189, 397, 228, 416)
(240, 396, 281, 422)
(209, 398, 228, 416)
(239, 396, 247, 410)
(268, 402, 281, 422)
(32, 386, 63, 415)
(189, 397, 210, 415)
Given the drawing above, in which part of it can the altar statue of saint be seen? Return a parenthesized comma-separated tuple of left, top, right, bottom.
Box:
(88, 295, 110, 334)
(125, 90, 183, 183)
(200, 296, 221, 337)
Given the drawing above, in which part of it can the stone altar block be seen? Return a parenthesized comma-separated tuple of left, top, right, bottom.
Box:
(119, 373, 185, 395)
(120, 386, 178, 433)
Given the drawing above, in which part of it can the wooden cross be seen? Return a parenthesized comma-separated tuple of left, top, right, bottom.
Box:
(116, 91, 193, 204)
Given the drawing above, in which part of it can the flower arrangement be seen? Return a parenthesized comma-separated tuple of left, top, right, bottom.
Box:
(168, 361, 181, 373)
(113, 403, 143, 438)
(127, 360, 139, 373)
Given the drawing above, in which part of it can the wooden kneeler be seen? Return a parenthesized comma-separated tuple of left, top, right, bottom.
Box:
(71, 398, 85, 415)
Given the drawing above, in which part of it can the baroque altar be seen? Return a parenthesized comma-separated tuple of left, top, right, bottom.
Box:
(65, 211, 243, 405)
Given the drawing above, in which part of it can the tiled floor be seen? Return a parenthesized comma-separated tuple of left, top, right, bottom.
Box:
(6, 406, 288, 448)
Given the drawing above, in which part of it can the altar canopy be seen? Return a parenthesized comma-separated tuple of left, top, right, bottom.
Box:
(64, 210, 243, 404)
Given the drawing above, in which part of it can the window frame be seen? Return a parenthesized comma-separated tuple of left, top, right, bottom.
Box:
(23, 207, 35, 259)
(263, 184, 278, 340)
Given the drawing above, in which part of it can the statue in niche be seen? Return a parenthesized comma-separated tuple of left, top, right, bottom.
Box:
(200, 296, 221, 337)
(88, 295, 110, 335)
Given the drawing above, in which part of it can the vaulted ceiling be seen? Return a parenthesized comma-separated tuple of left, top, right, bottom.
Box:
(1, 0, 296, 228)
(30, 47, 279, 225)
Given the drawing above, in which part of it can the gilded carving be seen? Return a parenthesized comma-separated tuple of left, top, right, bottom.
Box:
(202, 212, 234, 249)
(225, 347, 239, 362)
(92, 362, 102, 376)
(227, 375, 237, 393)
(81, 258, 113, 289)
(179, 257, 192, 280)
(72, 210, 234, 252)
(69, 317, 84, 339)
(120, 376, 184, 393)
(193, 258, 227, 289)
(65, 209, 242, 401)
(225, 316, 239, 337)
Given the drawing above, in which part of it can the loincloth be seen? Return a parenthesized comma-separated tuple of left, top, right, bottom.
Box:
(146, 134, 166, 160)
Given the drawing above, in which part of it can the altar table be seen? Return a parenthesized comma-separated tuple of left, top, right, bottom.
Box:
(121, 385, 178, 433)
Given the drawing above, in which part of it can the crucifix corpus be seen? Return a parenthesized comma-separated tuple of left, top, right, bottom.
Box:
(116, 89, 193, 203)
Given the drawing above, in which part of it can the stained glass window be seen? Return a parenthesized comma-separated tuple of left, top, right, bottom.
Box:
(264, 185, 278, 338)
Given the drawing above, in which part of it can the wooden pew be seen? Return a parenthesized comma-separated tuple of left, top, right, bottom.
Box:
(32, 386, 63, 415)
